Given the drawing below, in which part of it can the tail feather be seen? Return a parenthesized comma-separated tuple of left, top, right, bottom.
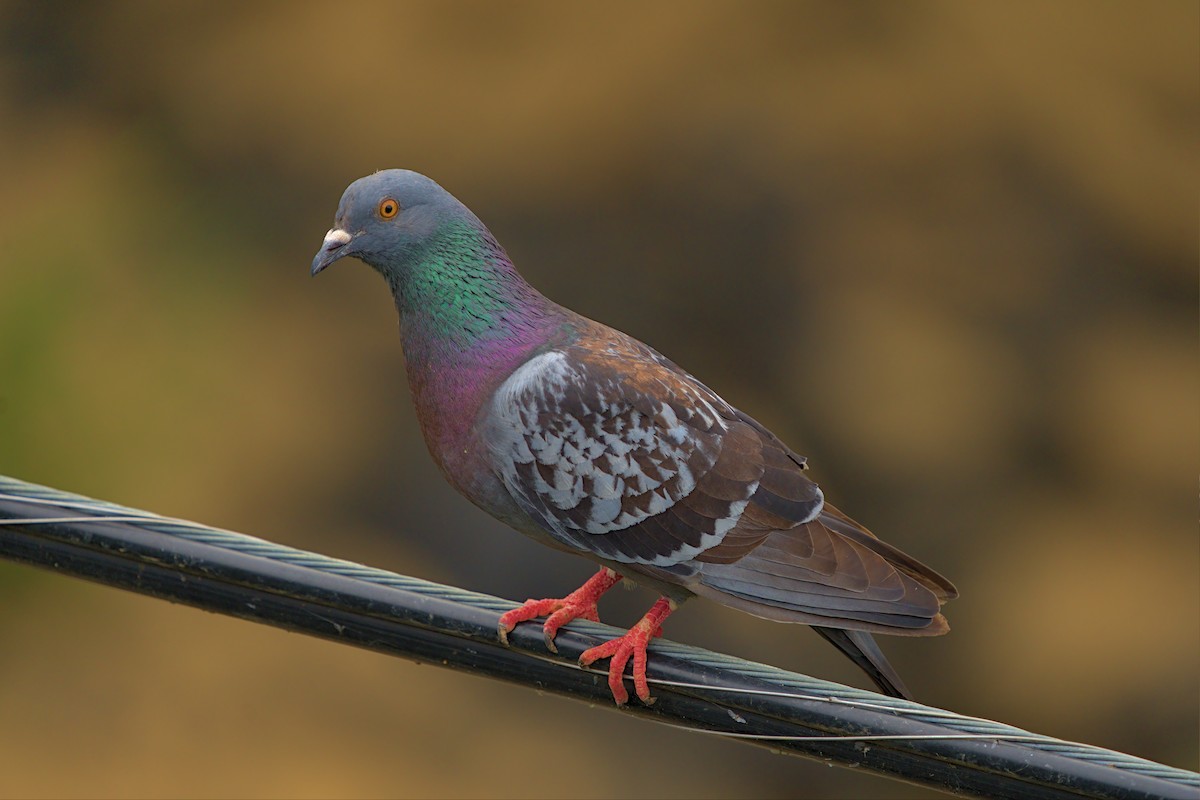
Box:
(812, 626, 913, 700)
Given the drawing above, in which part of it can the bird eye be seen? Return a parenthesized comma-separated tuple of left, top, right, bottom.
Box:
(378, 198, 400, 219)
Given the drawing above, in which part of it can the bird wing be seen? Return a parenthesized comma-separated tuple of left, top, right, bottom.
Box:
(484, 328, 956, 636)
(482, 332, 824, 567)
(690, 502, 955, 633)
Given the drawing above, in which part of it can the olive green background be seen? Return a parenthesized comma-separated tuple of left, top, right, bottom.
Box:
(1, 2, 1196, 798)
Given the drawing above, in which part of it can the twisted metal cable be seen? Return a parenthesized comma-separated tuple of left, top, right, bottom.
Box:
(1, 474, 1196, 799)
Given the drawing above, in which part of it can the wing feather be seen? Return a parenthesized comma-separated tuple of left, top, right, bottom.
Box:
(484, 335, 822, 567)
(693, 503, 956, 633)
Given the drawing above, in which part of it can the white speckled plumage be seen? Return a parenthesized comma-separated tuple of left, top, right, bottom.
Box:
(485, 342, 763, 567)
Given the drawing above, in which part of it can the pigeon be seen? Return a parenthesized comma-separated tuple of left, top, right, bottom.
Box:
(311, 169, 957, 705)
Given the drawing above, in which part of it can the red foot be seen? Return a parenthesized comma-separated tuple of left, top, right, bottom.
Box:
(579, 597, 675, 705)
(497, 568, 621, 653)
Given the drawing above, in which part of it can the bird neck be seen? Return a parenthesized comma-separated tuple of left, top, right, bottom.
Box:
(389, 221, 569, 481)
(390, 220, 554, 352)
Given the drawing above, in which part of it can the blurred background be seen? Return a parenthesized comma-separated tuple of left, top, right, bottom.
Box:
(0, 2, 1196, 798)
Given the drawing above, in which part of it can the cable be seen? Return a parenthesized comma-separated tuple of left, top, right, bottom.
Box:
(1, 474, 1196, 800)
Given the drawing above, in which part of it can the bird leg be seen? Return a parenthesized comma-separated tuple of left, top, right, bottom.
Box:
(579, 596, 676, 706)
(497, 567, 622, 653)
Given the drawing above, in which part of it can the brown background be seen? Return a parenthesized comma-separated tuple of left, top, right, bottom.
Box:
(0, 2, 1196, 798)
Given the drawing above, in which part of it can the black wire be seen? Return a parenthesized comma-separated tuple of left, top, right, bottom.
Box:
(0, 476, 1196, 800)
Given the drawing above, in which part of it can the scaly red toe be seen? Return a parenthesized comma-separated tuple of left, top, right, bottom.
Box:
(579, 597, 675, 705)
(497, 568, 621, 651)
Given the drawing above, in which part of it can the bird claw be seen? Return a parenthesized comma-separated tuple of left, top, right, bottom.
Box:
(580, 627, 653, 705)
(496, 595, 603, 653)
(578, 597, 674, 706)
(495, 573, 677, 707)
(496, 568, 621, 652)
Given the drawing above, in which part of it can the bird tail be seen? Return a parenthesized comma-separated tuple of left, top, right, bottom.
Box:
(810, 626, 913, 700)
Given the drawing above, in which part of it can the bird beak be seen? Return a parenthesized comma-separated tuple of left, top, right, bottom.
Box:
(311, 228, 354, 276)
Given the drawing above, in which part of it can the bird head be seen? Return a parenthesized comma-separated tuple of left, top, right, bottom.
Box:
(310, 169, 477, 278)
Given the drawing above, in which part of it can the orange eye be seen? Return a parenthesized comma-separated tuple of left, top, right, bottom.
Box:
(378, 198, 400, 219)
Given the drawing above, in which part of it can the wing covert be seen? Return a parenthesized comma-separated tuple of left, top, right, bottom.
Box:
(485, 340, 792, 567)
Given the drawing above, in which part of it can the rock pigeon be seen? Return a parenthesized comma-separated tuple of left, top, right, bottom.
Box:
(311, 170, 957, 705)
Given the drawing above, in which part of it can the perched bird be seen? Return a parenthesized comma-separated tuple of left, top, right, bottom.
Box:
(312, 170, 957, 705)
